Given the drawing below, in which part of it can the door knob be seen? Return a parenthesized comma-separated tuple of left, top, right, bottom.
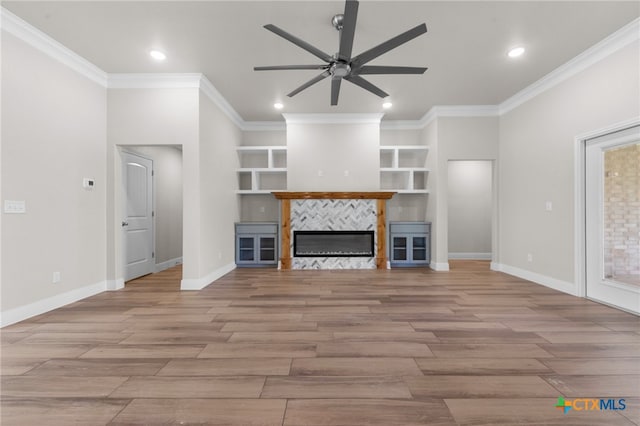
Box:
(122, 221, 129, 227)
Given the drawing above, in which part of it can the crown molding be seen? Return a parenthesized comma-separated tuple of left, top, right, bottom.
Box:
(499, 17, 640, 115)
(1, 7, 108, 87)
(380, 120, 426, 130)
(198, 76, 245, 129)
(432, 105, 500, 117)
(282, 113, 385, 124)
(242, 121, 286, 131)
(108, 73, 201, 89)
(108, 73, 246, 130)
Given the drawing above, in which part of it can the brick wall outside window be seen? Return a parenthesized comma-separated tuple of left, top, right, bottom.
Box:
(603, 143, 640, 282)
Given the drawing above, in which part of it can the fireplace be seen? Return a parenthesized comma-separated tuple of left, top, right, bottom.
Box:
(294, 231, 374, 257)
(272, 192, 395, 269)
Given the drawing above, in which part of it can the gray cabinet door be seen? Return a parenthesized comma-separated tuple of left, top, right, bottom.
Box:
(235, 223, 278, 267)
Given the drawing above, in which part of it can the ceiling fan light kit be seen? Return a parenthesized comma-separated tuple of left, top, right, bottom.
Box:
(254, 0, 428, 106)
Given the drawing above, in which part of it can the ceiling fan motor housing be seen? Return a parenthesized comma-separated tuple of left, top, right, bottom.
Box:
(332, 14, 344, 30)
(332, 62, 351, 78)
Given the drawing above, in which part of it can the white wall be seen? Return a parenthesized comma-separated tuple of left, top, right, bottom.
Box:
(422, 120, 439, 268)
(107, 88, 199, 283)
(448, 161, 492, 257)
(1, 32, 107, 318)
(287, 122, 380, 191)
(124, 146, 183, 267)
(498, 40, 640, 292)
(197, 92, 241, 279)
(426, 116, 499, 269)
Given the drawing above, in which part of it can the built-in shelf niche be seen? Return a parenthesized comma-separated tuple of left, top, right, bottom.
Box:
(379, 145, 429, 194)
(237, 146, 287, 194)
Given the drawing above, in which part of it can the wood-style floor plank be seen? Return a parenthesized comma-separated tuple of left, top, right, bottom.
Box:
(1, 262, 638, 425)
(406, 375, 559, 398)
(261, 376, 412, 399)
(109, 376, 266, 398)
(158, 358, 292, 376)
(0, 397, 129, 426)
(110, 398, 287, 425)
(284, 399, 456, 426)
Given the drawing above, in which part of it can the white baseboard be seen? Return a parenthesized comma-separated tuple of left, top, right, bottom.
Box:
(106, 278, 124, 291)
(155, 257, 183, 273)
(0, 280, 107, 327)
(181, 262, 236, 290)
(430, 262, 450, 271)
(448, 252, 492, 260)
(492, 263, 577, 296)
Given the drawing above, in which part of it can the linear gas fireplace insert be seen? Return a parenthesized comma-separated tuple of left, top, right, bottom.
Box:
(293, 230, 374, 257)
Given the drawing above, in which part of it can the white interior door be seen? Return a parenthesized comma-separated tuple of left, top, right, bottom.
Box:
(122, 151, 154, 281)
(585, 126, 640, 314)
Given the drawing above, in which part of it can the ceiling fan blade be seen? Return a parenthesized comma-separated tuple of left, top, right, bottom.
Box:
(356, 65, 427, 75)
(351, 23, 427, 67)
(331, 78, 342, 106)
(287, 70, 331, 97)
(254, 65, 329, 71)
(344, 75, 388, 98)
(264, 24, 333, 63)
(338, 0, 359, 61)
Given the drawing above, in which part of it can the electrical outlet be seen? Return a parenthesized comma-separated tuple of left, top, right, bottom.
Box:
(527, 253, 533, 262)
(344, 170, 349, 177)
(317, 170, 324, 177)
(259, 206, 265, 213)
(53, 272, 61, 283)
(545, 201, 553, 211)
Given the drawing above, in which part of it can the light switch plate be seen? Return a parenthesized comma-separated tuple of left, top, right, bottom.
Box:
(4, 200, 26, 214)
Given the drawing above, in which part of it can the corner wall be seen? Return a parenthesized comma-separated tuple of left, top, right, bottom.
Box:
(195, 92, 241, 286)
(497, 40, 640, 294)
(1, 32, 107, 324)
(106, 88, 199, 286)
(425, 116, 499, 270)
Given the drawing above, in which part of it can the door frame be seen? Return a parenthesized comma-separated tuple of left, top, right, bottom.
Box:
(574, 117, 640, 300)
(121, 149, 155, 282)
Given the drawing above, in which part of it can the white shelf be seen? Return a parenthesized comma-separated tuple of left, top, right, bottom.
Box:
(380, 167, 430, 172)
(237, 168, 287, 173)
(380, 145, 429, 193)
(395, 189, 430, 194)
(236, 146, 287, 194)
(380, 145, 429, 151)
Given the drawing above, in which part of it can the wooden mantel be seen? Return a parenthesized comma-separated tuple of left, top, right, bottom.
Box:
(272, 191, 396, 270)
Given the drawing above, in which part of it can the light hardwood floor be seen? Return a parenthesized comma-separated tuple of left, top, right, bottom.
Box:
(1, 261, 639, 425)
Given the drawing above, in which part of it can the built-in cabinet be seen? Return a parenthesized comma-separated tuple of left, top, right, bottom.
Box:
(235, 222, 278, 267)
(237, 146, 287, 194)
(380, 146, 429, 193)
(389, 222, 431, 266)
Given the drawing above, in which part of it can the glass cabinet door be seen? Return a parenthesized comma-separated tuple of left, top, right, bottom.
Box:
(412, 236, 427, 261)
(259, 236, 276, 262)
(238, 237, 255, 261)
(392, 236, 408, 261)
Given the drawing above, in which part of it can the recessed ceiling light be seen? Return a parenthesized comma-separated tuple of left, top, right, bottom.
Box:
(273, 102, 284, 110)
(382, 101, 393, 109)
(149, 50, 166, 61)
(508, 46, 525, 58)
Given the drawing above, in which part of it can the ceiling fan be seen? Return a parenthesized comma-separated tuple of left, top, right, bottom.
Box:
(254, 0, 428, 106)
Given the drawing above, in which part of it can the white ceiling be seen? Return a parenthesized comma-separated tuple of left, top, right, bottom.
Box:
(4, 1, 639, 121)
